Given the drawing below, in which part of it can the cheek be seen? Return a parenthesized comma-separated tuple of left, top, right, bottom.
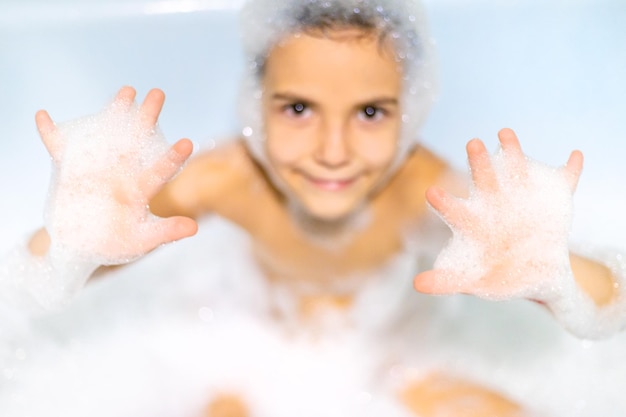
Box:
(266, 132, 316, 168)
(355, 131, 399, 169)
(264, 118, 315, 166)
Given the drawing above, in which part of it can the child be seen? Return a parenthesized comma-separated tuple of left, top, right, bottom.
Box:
(5, 0, 626, 415)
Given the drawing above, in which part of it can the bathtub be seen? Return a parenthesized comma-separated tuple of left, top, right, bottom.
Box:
(1, 0, 626, 251)
(1, 1, 625, 416)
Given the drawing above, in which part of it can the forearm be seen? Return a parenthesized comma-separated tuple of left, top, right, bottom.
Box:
(570, 252, 617, 306)
(0, 229, 104, 369)
(29, 227, 51, 257)
(1, 230, 100, 314)
(28, 227, 119, 282)
(542, 249, 626, 339)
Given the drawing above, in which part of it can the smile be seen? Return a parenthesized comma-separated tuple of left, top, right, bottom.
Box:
(305, 175, 358, 192)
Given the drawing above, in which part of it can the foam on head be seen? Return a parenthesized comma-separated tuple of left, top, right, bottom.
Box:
(237, 0, 437, 171)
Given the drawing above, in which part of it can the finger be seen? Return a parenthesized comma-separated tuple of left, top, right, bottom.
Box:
(498, 128, 528, 178)
(140, 88, 165, 128)
(114, 86, 137, 107)
(426, 186, 476, 230)
(498, 128, 523, 152)
(140, 138, 194, 199)
(35, 110, 61, 160)
(466, 138, 498, 192)
(414, 270, 462, 295)
(144, 216, 198, 248)
(564, 150, 583, 191)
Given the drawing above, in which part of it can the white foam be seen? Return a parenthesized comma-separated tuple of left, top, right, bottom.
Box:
(428, 144, 626, 339)
(2, 217, 626, 416)
(45, 97, 170, 265)
(0, 220, 417, 417)
(547, 247, 626, 338)
(0, 96, 180, 315)
(432, 147, 574, 301)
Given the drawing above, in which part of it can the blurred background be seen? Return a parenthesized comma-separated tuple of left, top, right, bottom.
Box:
(0, 0, 625, 252)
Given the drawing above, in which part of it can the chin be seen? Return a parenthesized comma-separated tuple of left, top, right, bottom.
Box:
(290, 197, 369, 227)
(301, 198, 361, 221)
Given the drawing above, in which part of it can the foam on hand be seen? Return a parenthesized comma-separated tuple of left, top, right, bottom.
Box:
(432, 147, 574, 301)
(429, 144, 626, 338)
(0, 95, 177, 313)
(45, 97, 170, 266)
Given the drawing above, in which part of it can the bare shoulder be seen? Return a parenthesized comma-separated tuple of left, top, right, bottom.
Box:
(150, 139, 260, 219)
(402, 145, 448, 180)
(384, 145, 449, 215)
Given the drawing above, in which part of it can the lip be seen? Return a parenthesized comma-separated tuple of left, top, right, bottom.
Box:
(305, 174, 359, 192)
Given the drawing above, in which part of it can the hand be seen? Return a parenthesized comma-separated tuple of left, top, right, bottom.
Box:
(36, 86, 197, 265)
(414, 128, 583, 300)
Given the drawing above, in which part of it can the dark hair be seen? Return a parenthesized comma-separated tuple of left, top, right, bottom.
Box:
(242, 1, 421, 78)
(255, 13, 390, 77)
(295, 5, 379, 34)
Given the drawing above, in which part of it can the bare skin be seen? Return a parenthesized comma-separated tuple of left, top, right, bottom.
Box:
(205, 394, 250, 417)
(29, 29, 616, 416)
(152, 140, 441, 284)
(204, 375, 524, 417)
(400, 373, 522, 417)
(168, 138, 525, 417)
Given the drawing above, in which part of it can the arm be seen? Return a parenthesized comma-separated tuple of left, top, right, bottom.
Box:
(569, 253, 616, 306)
(414, 128, 625, 338)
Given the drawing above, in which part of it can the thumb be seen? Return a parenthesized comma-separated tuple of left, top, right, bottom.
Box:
(36, 110, 62, 161)
(414, 269, 461, 295)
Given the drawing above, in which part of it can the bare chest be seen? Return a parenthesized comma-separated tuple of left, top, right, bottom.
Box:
(207, 142, 442, 289)
(246, 197, 419, 289)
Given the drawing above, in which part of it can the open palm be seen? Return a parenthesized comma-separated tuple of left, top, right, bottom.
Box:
(37, 87, 197, 265)
(414, 128, 583, 301)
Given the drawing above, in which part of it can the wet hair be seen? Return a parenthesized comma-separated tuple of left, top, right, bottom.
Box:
(255, 8, 385, 76)
(241, 0, 431, 80)
(238, 0, 437, 168)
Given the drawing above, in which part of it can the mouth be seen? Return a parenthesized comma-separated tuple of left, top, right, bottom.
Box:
(304, 174, 359, 192)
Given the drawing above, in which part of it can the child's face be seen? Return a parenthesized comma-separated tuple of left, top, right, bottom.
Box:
(261, 29, 403, 221)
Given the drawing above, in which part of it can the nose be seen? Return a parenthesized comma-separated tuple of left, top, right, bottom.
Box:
(314, 120, 351, 168)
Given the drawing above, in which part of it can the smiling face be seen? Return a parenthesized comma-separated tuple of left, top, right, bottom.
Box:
(261, 29, 404, 221)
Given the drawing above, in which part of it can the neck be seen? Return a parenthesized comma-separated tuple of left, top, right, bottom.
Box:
(286, 199, 371, 251)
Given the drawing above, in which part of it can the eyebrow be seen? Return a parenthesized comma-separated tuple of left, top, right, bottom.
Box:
(270, 92, 312, 103)
(358, 97, 399, 107)
(270, 92, 399, 107)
